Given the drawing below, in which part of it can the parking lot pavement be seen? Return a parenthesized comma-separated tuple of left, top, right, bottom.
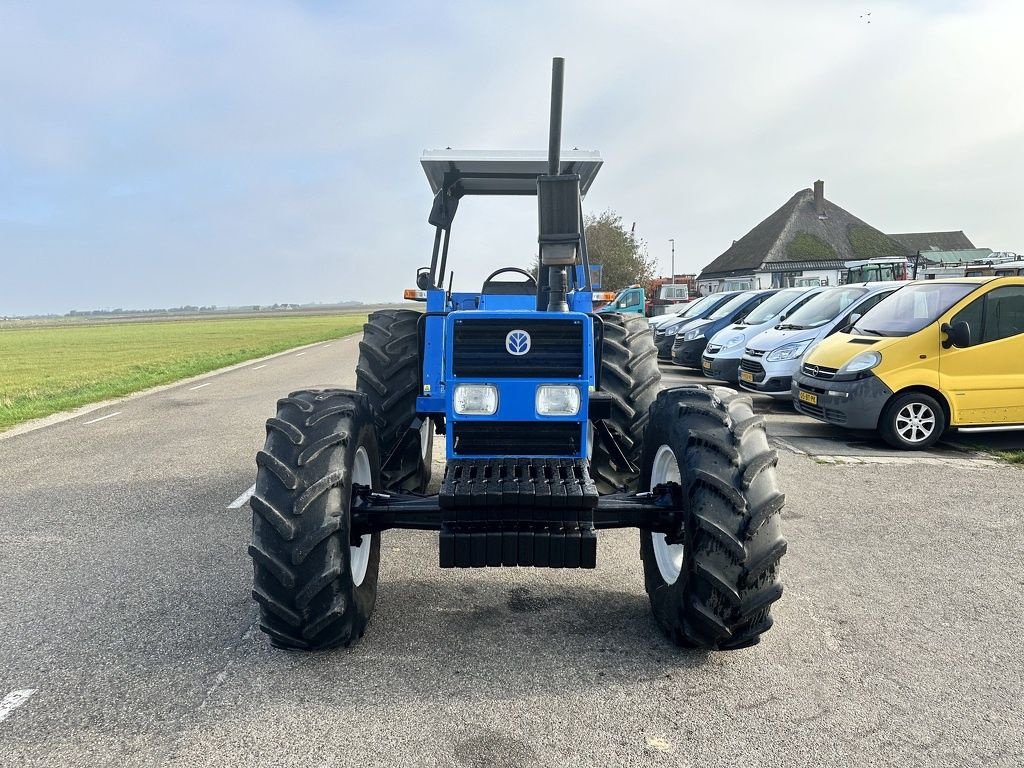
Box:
(660, 362, 1020, 465)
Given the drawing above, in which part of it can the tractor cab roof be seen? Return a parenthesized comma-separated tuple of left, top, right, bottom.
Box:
(420, 149, 603, 197)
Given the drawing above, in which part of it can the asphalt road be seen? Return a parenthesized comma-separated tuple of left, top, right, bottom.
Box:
(1, 339, 1022, 767)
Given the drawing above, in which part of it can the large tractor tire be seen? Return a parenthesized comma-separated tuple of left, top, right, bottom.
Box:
(638, 386, 787, 650)
(591, 313, 661, 493)
(249, 389, 382, 650)
(356, 309, 433, 492)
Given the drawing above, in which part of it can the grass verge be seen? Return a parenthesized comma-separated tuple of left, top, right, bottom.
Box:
(994, 450, 1024, 465)
(0, 314, 366, 431)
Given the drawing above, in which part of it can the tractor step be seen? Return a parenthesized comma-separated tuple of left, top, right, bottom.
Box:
(438, 458, 599, 568)
(439, 458, 599, 510)
(439, 525, 597, 569)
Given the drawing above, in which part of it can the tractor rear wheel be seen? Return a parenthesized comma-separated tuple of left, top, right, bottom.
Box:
(356, 309, 433, 492)
(249, 389, 381, 650)
(639, 386, 787, 650)
(591, 313, 661, 493)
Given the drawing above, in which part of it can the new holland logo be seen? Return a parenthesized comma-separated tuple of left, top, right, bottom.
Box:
(505, 329, 531, 356)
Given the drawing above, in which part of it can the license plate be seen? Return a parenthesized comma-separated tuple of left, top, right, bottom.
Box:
(740, 371, 754, 383)
(798, 390, 818, 406)
(702, 360, 711, 370)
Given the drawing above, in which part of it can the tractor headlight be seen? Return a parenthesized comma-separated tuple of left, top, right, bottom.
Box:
(453, 384, 498, 415)
(536, 385, 581, 416)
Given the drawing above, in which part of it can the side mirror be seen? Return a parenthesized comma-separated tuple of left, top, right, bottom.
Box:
(847, 313, 862, 328)
(941, 321, 971, 349)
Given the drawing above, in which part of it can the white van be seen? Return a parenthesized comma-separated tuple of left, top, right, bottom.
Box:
(738, 282, 902, 399)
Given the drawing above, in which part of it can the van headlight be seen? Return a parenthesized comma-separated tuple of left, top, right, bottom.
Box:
(719, 333, 746, 351)
(453, 384, 498, 415)
(536, 385, 581, 416)
(836, 351, 882, 379)
(766, 340, 811, 362)
(683, 327, 705, 341)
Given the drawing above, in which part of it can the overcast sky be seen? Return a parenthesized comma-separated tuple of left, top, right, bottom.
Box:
(2, 0, 1022, 315)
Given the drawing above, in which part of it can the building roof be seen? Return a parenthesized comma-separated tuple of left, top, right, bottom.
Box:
(700, 186, 911, 279)
(888, 230, 975, 252)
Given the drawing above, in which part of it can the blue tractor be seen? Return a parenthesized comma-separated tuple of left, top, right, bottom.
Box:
(248, 59, 786, 651)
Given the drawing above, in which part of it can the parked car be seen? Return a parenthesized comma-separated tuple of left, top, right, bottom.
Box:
(647, 302, 693, 326)
(671, 289, 778, 368)
(792, 276, 1024, 449)
(650, 291, 741, 360)
(701, 286, 825, 383)
(738, 282, 902, 398)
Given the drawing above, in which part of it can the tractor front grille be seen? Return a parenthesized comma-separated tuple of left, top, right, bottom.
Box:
(453, 421, 582, 456)
(452, 319, 584, 378)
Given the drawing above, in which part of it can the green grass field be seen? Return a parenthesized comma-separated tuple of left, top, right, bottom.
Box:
(0, 313, 367, 431)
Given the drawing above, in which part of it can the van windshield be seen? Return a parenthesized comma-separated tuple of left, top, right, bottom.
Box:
(741, 289, 805, 325)
(708, 291, 757, 321)
(677, 293, 723, 319)
(778, 287, 867, 329)
(851, 283, 981, 337)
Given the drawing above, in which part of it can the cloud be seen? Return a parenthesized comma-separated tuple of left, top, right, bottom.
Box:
(1, 0, 1022, 314)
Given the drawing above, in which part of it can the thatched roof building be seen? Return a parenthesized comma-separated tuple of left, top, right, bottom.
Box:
(698, 181, 911, 292)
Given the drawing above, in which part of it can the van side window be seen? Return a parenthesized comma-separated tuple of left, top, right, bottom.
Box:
(982, 286, 1024, 343)
(951, 296, 985, 346)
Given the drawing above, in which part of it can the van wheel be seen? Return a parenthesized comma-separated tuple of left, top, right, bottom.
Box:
(879, 392, 946, 450)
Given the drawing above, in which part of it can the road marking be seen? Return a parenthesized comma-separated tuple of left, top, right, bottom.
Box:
(323, 343, 332, 348)
(189, 382, 211, 391)
(83, 412, 121, 425)
(228, 484, 256, 509)
(295, 352, 306, 357)
(252, 364, 268, 370)
(0, 689, 36, 723)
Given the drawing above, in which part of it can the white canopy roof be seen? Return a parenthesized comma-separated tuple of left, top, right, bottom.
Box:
(420, 149, 603, 197)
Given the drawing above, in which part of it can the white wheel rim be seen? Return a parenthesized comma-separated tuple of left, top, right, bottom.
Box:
(350, 446, 373, 587)
(895, 402, 936, 444)
(650, 444, 684, 585)
(420, 419, 432, 461)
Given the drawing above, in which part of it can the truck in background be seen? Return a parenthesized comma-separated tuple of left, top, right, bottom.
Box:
(597, 274, 699, 316)
(843, 257, 911, 284)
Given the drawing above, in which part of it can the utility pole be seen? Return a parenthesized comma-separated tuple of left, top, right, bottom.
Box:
(669, 239, 675, 283)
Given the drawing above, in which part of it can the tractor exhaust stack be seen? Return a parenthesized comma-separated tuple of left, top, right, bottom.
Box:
(548, 57, 564, 176)
(537, 57, 580, 313)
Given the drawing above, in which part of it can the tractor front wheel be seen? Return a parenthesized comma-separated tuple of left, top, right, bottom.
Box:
(639, 386, 787, 650)
(249, 389, 381, 650)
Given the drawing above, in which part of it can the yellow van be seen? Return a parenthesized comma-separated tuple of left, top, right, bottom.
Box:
(792, 277, 1024, 449)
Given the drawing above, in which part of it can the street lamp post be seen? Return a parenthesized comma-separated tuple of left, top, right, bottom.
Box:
(669, 239, 675, 284)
